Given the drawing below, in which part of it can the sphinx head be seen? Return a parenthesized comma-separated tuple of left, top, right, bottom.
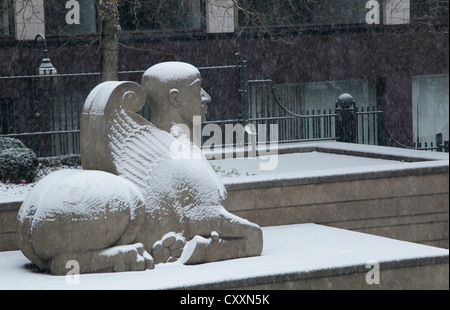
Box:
(142, 62, 211, 136)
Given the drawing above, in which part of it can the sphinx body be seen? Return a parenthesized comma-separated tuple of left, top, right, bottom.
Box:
(16, 63, 263, 275)
(16, 169, 154, 274)
(81, 79, 263, 265)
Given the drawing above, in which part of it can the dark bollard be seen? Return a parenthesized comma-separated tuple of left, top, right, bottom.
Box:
(335, 93, 357, 143)
(436, 133, 449, 153)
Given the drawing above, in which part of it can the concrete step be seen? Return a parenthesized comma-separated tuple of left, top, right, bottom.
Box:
(0, 224, 447, 290)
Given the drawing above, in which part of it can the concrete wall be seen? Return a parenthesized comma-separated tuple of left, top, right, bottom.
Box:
(232, 263, 449, 290)
(183, 259, 449, 290)
(225, 172, 449, 249)
(0, 203, 20, 251)
(1, 143, 449, 251)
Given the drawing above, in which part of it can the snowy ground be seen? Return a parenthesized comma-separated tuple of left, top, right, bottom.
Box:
(209, 143, 449, 187)
(0, 143, 448, 289)
(210, 151, 401, 177)
(0, 223, 448, 290)
(0, 164, 82, 204)
(0, 151, 394, 203)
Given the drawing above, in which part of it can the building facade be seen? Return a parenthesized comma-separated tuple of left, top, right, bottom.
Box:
(0, 0, 448, 155)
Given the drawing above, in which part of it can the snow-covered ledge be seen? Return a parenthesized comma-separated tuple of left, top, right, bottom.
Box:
(203, 141, 448, 189)
(205, 141, 449, 248)
(213, 141, 449, 190)
(1, 141, 449, 251)
(0, 224, 447, 289)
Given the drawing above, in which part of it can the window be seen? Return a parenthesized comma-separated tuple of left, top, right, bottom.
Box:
(249, 79, 377, 117)
(301, 79, 377, 111)
(281, 79, 378, 143)
(14, 0, 45, 40)
(248, 78, 379, 143)
(384, 0, 410, 25)
(412, 74, 449, 148)
(1, 0, 10, 36)
(206, 0, 235, 33)
(238, 0, 369, 28)
(410, 0, 448, 24)
(119, 0, 203, 32)
(45, 0, 97, 36)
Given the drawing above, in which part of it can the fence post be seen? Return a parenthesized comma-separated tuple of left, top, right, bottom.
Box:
(436, 133, 443, 152)
(436, 132, 449, 152)
(335, 93, 357, 143)
(235, 53, 249, 123)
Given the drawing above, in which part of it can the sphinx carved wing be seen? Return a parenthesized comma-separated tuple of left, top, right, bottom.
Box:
(81, 81, 174, 187)
(108, 107, 175, 188)
(81, 81, 227, 217)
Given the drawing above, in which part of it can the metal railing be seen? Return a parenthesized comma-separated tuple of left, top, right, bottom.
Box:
(0, 58, 246, 157)
(235, 78, 384, 146)
(1, 54, 447, 157)
(0, 72, 101, 156)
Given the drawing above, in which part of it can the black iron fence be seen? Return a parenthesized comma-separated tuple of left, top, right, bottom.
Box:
(204, 75, 383, 148)
(1, 54, 448, 157)
(410, 135, 448, 152)
(0, 60, 244, 157)
(0, 72, 101, 157)
(249, 80, 383, 146)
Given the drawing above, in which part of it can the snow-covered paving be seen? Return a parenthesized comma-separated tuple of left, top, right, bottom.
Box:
(0, 224, 447, 290)
(210, 146, 448, 187)
(1, 142, 448, 289)
(2, 143, 448, 204)
(211, 151, 403, 177)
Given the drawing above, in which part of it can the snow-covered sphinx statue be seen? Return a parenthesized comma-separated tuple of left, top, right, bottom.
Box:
(16, 62, 263, 275)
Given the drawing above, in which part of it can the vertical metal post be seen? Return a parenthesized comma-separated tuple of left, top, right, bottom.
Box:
(235, 53, 242, 121)
(235, 53, 249, 123)
(375, 77, 386, 146)
(335, 93, 357, 143)
(241, 59, 249, 123)
(436, 132, 443, 152)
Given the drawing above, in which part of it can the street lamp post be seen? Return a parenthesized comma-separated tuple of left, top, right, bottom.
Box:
(33, 33, 57, 90)
(32, 33, 58, 119)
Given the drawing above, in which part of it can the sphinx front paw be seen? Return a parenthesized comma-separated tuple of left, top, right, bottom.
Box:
(177, 232, 221, 265)
(152, 232, 186, 264)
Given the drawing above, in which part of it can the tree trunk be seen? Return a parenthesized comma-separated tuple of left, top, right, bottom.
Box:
(100, 0, 120, 82)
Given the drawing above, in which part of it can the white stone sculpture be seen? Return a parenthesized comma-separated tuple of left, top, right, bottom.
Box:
(16, 62, 263, 275)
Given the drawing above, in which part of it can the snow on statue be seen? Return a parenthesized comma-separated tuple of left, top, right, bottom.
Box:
(16, 169, 154, 274)
(16, 62, 263, 275)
